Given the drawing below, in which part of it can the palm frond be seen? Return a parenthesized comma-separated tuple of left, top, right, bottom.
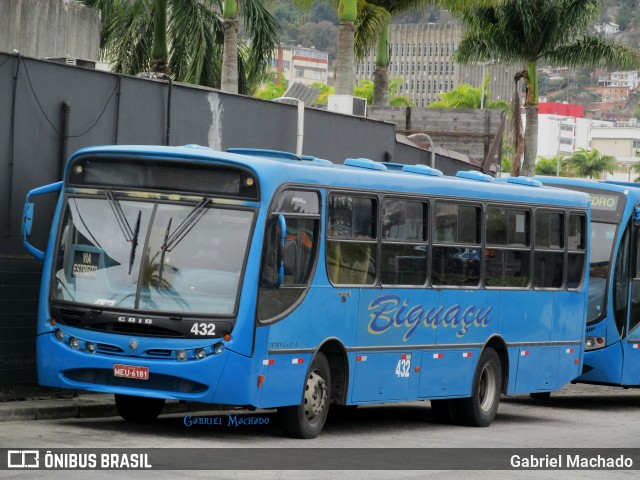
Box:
(354, 1, 389, 60)
(546, 36, 640, 70)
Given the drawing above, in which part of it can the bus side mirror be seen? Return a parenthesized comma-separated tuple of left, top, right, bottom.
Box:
(22, 181, 63, 261)
(22, 203, 34, 238)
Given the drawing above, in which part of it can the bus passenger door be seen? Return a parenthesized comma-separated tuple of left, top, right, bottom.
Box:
(622, 275, 640, 385)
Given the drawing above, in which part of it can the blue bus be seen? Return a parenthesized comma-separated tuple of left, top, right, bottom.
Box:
(538, 177, 640, 390)
(22, 145, 589, 438)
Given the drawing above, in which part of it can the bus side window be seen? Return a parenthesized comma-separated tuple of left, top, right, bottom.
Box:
(534, 211, 564, 289)
(567, 213, 587, 289)
(485, 207, 530, 288)
(326, 195, 377, 285)
(260, 218, 282, 288)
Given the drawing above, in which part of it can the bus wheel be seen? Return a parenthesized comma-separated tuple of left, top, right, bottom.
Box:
(278, 352, 331, 439)
(453, 348, 501, 427)
(530, 392, 551, 400)
(115, 394, 165, 422)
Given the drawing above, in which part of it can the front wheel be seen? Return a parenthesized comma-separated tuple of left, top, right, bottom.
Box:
(451, 348, 502, 427)
(278, 352, 331, 439)
(115, 394, 165, 422)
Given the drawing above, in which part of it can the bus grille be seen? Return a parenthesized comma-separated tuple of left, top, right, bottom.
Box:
(88, 323, 183, 337)
(64, 368, 207, 394)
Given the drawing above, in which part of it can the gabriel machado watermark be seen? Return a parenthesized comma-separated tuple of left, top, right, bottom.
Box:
(183, 414, 270, 427)
(511, 454, 634, 469)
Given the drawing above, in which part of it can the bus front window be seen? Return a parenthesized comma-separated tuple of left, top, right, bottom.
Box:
(588, 222, 617, 323)
(53, 196, 254, 315)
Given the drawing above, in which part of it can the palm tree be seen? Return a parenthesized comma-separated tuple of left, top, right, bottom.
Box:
(80, 0, 278, 95)
(309, 79, 412, 105)
(535, 155, 568, 176)
(363, 1, 503, 107)
(428, 77, 509, 110)
(565, 148, 616, 179)
(452, 0, 640, 177)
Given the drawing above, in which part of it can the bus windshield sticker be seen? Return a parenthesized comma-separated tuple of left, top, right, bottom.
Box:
(72, 250, 100, 279)
(94, 299, 116, 307)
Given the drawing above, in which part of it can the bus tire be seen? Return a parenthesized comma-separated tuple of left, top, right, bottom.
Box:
(115, 394, 165, 422)
(530, 391, 551, 400)
(430, 399, 456, 424)
(452, 348, 501, 427)
(278, 352, 331, 439)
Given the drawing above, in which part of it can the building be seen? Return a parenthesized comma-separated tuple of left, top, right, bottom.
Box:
(534, 103, 589, 158)
(0, 0, 100, 62)
(594, 22, 620, 36)
(354, 23, 519, 107)
(590, 125, 640, 163)
(597, 71, 639, 90)
(273, 45, 330, 88)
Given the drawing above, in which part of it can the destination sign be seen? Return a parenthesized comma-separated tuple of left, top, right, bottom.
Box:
(590, 194, 619, 212)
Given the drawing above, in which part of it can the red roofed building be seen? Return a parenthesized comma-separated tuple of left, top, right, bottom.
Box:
(538, 102, 585, 118)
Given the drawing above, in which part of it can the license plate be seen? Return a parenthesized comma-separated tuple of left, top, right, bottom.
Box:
(113, 364, 149, 380)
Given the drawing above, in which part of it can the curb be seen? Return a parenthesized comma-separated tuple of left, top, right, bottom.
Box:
(0, 395, 225, 422)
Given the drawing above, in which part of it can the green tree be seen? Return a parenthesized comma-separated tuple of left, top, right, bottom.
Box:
(80, 0, 278, 95)
(428, 76, 509, 110)
(453, 0, 640, 177)
(254, 75, 288, 100)
(363, 0, 503, 107)
(354, 79, 413, 105)
(311, 79, 412, 105)
(565, 148, 616, 179)
(535, 154, 569, 176)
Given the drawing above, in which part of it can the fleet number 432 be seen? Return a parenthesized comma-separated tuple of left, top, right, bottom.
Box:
(395, 358, 411, 378)
(190, 323, 216, 336)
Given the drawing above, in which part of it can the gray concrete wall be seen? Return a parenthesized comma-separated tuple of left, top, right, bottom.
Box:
(0, 0, 100, 61)
(368, 106, 504, 163)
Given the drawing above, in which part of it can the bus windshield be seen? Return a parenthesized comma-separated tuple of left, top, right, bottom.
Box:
(588, 221, 617, 323)
(52, 195, 254, 315)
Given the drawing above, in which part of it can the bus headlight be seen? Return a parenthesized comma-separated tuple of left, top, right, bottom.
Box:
(585, 336, 605, 351)
(86, 342, 96, 353)
(213, 343, 225, 355)
(69, 337, 80, 350)
(195, 349, 206, 360)
(55, 330, 65, 342)
(176, 350, 188, 362)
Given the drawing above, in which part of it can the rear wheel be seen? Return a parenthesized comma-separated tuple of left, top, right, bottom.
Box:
(278, 352, 331, 439)
(115, 394, 165, 422)
(451, 348, 502, 427)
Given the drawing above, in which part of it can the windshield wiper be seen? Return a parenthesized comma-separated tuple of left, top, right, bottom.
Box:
(157, 198, 210, 281)
(128, 210, 142, 275)
(105, 191, 142, 275)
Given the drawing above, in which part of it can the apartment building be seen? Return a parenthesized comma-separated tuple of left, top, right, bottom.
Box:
(273, 45, 330, 87)
(354, 23, 519, 107)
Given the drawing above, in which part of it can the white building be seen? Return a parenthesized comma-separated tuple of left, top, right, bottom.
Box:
(594, 22, 620, 35)
(597, 71, 639, 90)
(537, 114, 591, 158)
(273, 46, 329, 87)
